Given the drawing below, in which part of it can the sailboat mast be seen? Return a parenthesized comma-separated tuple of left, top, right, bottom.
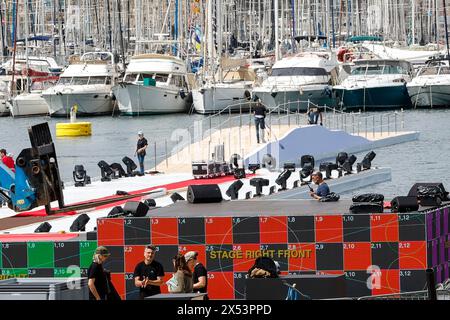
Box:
(25, 0, 30, 93)
(275, 0, 280, 61)
(443, 0, 450, 59)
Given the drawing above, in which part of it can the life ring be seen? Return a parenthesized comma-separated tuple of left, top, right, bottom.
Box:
(337, 47, 355, 63)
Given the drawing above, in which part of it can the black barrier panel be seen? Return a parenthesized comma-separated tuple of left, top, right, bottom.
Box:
(1, 242, 28, 269)
(28, 268, 55, 278)
(316, 243, 343, 270)
(399, 269, 427, 292)
(103, 246, 124, 273)
(371, 242, 399, 270)
(54, 242, 80, 268)
(154, 245, 178, 272)
(344, 270, 372, 298)
(206, 244, 234, 272)
(233, 272, 248, 300)
(343, 214, 371, 242)
(287, 216, 315, 243)
(124, 218, 151, 245)
(125, 273, 140, 300)
(178, 218, 205, 245)
(398, 214, 426, 241)
(232, 217, 260, 244)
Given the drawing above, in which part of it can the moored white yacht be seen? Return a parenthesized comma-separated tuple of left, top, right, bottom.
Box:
(42, 52, 119, 117)
(252, 51, 339, 111)
(113, 54, 191, 116)
(407, 58, 450, 108)
(192, 63, 255, 114)
(333, 59, 414, 110)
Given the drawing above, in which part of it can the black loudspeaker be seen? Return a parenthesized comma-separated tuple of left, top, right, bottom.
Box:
(349, 202, 384, 214)
(123, 201, 150, 217)
(352, 193, 385, 203)
(170, 192, 185, 203)
(143, 199, 156, 207)
(391, 196, 419, 213)
(408, 183, 448, 198)
(70, 214, 91, 232)
(108, 206, 125, 218)
(34, 222, 52, 233)
(187, 184, 223, 203)
(234, 168, 246, 179)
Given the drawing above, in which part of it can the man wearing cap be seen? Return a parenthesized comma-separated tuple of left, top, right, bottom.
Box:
(185, 251, 208, 297)
(309, 171, 330, 200)
(133, 245, 165, 299)
(88, 246, 111, 300)
(135, 131, 148, 175)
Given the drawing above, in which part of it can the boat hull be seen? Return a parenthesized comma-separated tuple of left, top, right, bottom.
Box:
(407, 84, 450, 108)
(11, 93, 49, 117)
(252, 85, 336, 111)
(113, 83, 188, 116)
(192, 86, 252, 114)
(42, 90, 114, 117)
(334, 84, 412, 110)
(0, 98, 9, 117)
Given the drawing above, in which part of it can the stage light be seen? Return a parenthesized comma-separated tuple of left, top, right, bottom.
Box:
(250, 178, 270, 197)
(300, 164, 314, 183)
(110, 163, 127, 178)
(245, 191, 252, 199)
(73, 165, 91, 187)
(292, 180, 300, 188)
(336, 152, 348, 167)
(34, 222, 52, 233)
(300, 155, 315, 169)
(226, 180, 244, 200)
(98, 160, 114, 182)
(230, 154, 242, 169)
(357, 151, 376, 172)
(143, 199, 157, 207)
(248, 163, 261, 174)
(262, 154, 276, 170)
(108, 206, 125, 218)
(70, 214, 90, 232)
(283, 163, 296, 172)
(122, 156, 140, 176)
(171, 192, 185, 203)
(342, 155, 357, 174)
(319, 162, 339, 179)
(269, 186, 276, 194)
(275, 169, 292, 191)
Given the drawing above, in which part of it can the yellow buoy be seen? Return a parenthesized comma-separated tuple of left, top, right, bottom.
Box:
(56, 122, 92, 137)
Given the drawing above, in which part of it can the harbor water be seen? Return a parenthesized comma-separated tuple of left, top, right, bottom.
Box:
(0, 109, 448, 199)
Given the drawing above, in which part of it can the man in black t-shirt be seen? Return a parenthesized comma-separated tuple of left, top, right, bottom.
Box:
(133, 245, 165, 299)
(88, 246, 111, 300)
(253, 97, 267, 144)
(185, 251, 208, 295)
(135, 131, 148, 175)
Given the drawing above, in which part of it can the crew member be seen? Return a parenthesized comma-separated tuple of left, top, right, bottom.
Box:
(309, 171, 330, 200)
(88, 246, 111, 300)
(0, 149, 15, 172)
(133, 245, 165, 299)
(253, 97, 267, 144)
(185, 251, 208, 298)
(135, 131, 148, 175)
(307, 107, 323, 125)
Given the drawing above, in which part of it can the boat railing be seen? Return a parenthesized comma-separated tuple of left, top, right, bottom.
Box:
(357, 289, 450, 300)
(146, 99, 405, 172)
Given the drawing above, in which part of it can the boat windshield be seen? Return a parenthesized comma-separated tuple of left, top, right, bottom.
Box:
(72, 77, 89, 85)
(124, 73, 138, 82)
(439, 66, 450, 74)
(271, 67, 329, 76)
(418, 67, 439, 76)
(58, 77, 72, 85)
(89, 76, 109, 85)
(352, 64, 408, 75)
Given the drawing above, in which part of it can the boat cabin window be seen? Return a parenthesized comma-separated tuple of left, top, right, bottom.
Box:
(88, 76, 108, 85)
(418, 67, 439, 76)
(124, 73, 138, 82)
(58, 77, 72, 85)
(271, 67, 329, 77)
(439, 67, 450, 75)
(72, 77, 89, 85)
(154, 73, 169, 83)
(170, 75, 185, 87)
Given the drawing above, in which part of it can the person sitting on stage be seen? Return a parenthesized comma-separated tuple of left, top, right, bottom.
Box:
(309, 171, 330, 200)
